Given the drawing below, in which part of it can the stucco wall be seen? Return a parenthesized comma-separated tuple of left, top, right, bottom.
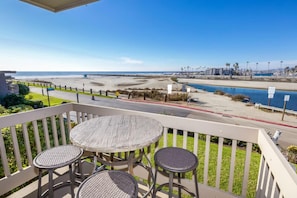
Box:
(0, 73, 9, 98)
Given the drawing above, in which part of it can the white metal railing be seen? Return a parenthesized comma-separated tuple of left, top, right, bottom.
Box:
(0, 103, 296, 197)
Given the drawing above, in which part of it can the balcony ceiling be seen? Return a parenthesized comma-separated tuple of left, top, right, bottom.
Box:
(20, 0, 99, 12)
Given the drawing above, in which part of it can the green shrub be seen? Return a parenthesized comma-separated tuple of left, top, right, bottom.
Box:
(27, 94, 33, 100)
(7, 105, 33, 113)
(171, 77, 178, 82)
(287, 145, 297, 163)
(2, 94, 25, 108)
(287, 145, 297, 153)
(17, 84, 30, 95)
(214, 90, 225, 95)
(0, 105, 6, 114)
(168, 93, 189, 101)
(231, 94, 249, 102)
(24, 100, 44, 109)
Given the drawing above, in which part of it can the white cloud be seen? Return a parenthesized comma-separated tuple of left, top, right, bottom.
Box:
(120, 57, 143, 64)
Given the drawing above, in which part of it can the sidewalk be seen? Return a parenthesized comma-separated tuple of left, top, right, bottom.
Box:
(121, 93, 297, 129)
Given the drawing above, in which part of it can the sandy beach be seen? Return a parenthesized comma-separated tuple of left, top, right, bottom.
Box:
(40, 75, 174, 91)
(26, 75, 297, 147)
(34, 75, 297, 125)
(37, 75, 297, 91)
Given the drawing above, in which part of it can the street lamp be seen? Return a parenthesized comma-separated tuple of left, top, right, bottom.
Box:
(246, 61, 249, 76)
(280, 60, 283, 76)
(268, 61, 270, 74)
(256, 62, 258, 73)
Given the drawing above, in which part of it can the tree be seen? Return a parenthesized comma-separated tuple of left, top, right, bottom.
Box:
(233, 62, 239, 75)
(18, 84, 30, 95)
(284, 66, 290, 76)
(2, 94, 25, 108)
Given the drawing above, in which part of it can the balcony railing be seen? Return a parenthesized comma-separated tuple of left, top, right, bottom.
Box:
(0, 103, 296, 197)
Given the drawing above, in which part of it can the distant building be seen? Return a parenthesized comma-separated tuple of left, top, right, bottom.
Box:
(205, 67, 234, 76)
(205, 68, 225, 75)
(0, 71, 18, 98)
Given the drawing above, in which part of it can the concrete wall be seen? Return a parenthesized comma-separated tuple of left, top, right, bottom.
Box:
(0, 73, 9, 98)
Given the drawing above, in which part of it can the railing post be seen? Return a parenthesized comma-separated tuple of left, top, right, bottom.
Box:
(76, 93, 79, 103)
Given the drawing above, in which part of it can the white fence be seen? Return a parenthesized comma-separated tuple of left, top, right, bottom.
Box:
(0, 103, 296, 197)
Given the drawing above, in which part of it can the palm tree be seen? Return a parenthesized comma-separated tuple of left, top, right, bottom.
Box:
(233, 62, 239, 75)
(294, 65, 297, 76)
(246, 61, 249, 76)
(280, 61, 283, 76)
(284, 66, 290, 76)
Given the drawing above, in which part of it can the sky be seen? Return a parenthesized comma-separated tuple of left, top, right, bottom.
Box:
(1, 0, 297, 72)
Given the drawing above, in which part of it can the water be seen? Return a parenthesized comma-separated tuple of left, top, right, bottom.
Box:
(188, 83, 297, 111)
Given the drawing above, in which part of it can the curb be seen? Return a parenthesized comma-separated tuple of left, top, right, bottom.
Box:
(121, 98, 297, 129)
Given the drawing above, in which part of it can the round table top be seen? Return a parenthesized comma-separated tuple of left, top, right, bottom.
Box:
(70, 115, 163, 153)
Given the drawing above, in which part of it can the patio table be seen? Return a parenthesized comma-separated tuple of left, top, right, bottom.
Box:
(70, 114, 163, 196)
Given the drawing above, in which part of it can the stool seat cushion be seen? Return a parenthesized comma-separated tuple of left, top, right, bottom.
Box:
(77, 170, 138, 198)
(33, 145, 83, 169)
(155, 147, 198, 173)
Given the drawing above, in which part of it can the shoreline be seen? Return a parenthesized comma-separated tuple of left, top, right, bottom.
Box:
(21, 75, 297, 148)
(20, 75, 297, 112)
(177, 78, 297, 91)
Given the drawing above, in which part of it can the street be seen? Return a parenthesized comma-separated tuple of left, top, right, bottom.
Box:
(31, 87, 297, 149)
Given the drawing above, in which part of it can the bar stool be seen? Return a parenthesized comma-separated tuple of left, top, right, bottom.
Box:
(153, 147, 199, 198)
(33, 145, 83, 198)
(76, 170, 138, 198)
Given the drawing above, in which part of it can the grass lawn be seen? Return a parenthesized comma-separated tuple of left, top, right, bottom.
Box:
(23, 82, 113, 99)
(26, 92, 72, 106)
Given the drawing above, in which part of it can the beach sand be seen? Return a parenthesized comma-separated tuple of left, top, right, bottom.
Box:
(33, 76, 297, 117)
(38, 75, 296, 120)
(27, 75, 297, 147)
(40, 76, 174, 91)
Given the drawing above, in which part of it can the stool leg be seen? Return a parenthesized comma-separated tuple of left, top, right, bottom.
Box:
(153, 165, 158, 197)
(48, 169, 54, 198)
(69, 164, 75, 198)
(76, 157, 84, 181)
(169, 172, 173, 198)
(193, 169, 199, 198)
(37, 169, 42, 198)
(178, 173, 181, 198)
